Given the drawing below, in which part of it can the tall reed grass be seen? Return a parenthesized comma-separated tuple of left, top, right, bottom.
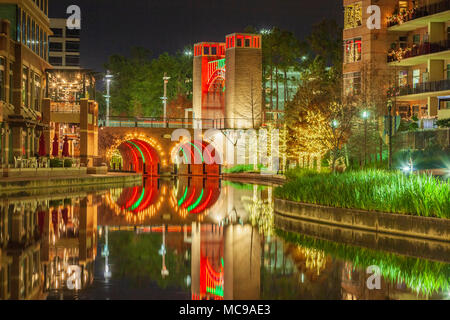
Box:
(275, 169, 450, 218)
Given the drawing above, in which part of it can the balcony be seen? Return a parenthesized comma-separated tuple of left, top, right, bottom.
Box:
(387, 0, 450, 31)
(388, 79, 450, 101)
(387, 40, 450, 65)
(50, 101, 81, 123)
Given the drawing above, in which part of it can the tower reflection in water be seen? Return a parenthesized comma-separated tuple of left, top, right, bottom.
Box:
(0, 177, 448, 300)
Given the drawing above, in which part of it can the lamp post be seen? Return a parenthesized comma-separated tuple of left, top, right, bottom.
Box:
(162, 73, 171, 127)
(105, 71, 113, 127)
(387, 99, 393, 170)
(330, 119, 339, 172)
(362, 110, 369, 167)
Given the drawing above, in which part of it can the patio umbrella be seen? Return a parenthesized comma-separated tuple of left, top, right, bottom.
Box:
(52, 134, 59, 157)
(61, 208, 69, 225)
(38, 132, 46, 156)
(62, 136, 69, 157)
(52, 209, 58, 235)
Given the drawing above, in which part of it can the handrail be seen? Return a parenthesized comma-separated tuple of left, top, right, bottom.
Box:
(387, 0, 450, 28)
(387, 39, 450, 63)
(389, 79, 450, 97)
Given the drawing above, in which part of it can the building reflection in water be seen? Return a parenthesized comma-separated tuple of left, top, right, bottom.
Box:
(0, 178, 448, 300)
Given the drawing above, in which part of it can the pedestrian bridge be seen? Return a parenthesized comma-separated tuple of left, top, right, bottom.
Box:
(98, 118, 225, 176)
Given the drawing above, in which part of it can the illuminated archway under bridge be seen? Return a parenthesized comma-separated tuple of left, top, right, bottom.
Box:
(99, 127, 222, 176)
(172, 139, 221, 176)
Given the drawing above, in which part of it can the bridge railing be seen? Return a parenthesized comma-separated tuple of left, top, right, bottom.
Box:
(99, 117, 285, 129)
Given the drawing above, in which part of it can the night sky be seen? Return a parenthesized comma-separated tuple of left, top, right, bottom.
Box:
(49, 0, 343, 73)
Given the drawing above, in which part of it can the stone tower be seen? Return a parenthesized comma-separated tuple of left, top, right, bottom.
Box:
(225, 33, 262, 129)
(193, 42, 226, 128)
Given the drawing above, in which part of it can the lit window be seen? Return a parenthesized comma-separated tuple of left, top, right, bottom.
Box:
(344, 2, 362, 30)
(344, 72, 361, 96)
(344, 38, 362, 63)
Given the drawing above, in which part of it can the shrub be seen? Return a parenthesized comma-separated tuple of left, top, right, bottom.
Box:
(63, 159, 73, 167)
(49, 158, 63, 168)
(436, 117, 450, 128)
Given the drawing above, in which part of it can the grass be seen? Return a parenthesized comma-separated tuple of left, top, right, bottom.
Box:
(276, 229, 450, 297)
(223, 164, 267, 173)
(275, 168, 450, 218)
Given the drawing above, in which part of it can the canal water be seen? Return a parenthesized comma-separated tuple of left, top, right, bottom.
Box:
(0, 177, 448, 300)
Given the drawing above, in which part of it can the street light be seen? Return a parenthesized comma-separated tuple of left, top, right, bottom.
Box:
(161, 73, 171, 126)
(331, 119, 339, 129)
(387, 99, 393, 170)
(105, 71, 114, 127)
(361, 110, 370, 167)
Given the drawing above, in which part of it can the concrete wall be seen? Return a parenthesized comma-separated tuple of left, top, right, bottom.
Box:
(275, 198, 450, 242)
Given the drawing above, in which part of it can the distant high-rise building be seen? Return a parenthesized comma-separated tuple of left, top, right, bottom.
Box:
(49, 18, 80, 69)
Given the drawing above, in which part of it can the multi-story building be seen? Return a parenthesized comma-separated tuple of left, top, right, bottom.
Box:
(48, 18, 80, 69)
(0, 0, 51, 167)
(343, 0, 450, 121)
(264, 67, 301, 121)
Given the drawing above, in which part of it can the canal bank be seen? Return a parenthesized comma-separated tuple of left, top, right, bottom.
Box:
(0, 172, 142, 197)
(222, 172, 286, 185)
(274, 198, 450, 242)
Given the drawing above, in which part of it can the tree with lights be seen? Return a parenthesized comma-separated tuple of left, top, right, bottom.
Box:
(286, 57, 356, 172)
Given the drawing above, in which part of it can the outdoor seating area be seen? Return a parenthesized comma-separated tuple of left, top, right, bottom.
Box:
(12, 156, 81, 169)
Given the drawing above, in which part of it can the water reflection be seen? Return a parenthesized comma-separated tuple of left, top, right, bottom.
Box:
(0, 178, 448, 300)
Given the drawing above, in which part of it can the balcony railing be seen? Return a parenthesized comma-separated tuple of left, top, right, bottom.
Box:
(389, 79, 450, 97)
(50, 101, 80, 113)
(387, 0, 450, 28)
(387, 39, 450, 63)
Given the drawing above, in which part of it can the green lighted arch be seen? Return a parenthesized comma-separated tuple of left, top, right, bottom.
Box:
(178, 142, 205, 164)
(188, 189, 204, 212)
(130, 188, 145, 211)
(126, 141, 146, 164)
(178, 187, 188, 206)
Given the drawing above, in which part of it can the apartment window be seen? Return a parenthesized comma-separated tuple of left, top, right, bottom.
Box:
(343, 72, 361, 96)
(49, 42, 62, 52)
(399, 70, 408, 87)
(27, 16, 31, 48)
(66, 28, 80, 38)
(399, 36, 407, 49)
(344, 2, 362, 29)
(211, 46, 217, 55)
(9, 63, 13, 104)
(203, 46, 209, 55)
(22, 11, 26, 45)
(40, 29, 43, 58)
(413, 34, 420, 45)
(51, 28, 63, 38)
(0, 57, 4, 102)
(33, 74, 41, 111)
(22, 67, 28, 107)
(65, 55, 80, 66)
(31, 20, 35, 52)
(344, 38, 362, 63)
(237, 38, 242, 47)
(245, 38, 250, 47)
(413, 69, 420, 88)
(65, 41, 80, 52)
(49, 56, 62, 66)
